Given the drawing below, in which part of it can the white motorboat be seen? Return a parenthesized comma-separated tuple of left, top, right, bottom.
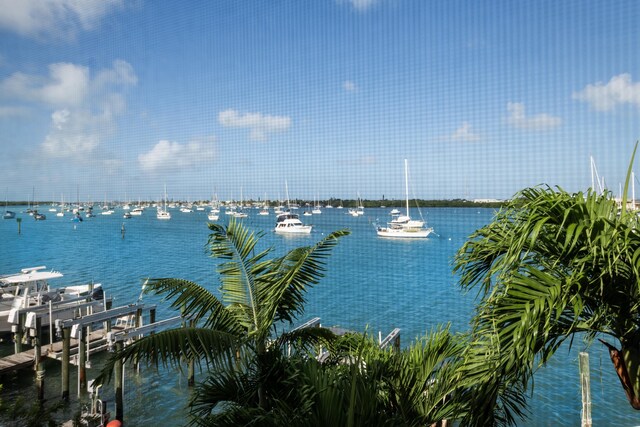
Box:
(274, 212, 312, 234)
(376, 159, 433, 239)
(0, 266, 104, 334)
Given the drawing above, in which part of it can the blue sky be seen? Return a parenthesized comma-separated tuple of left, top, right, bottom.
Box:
(0, 0, 639, 202)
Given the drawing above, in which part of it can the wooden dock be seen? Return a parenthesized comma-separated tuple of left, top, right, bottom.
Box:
(0, 348, 40, 373)
(0, 329, 109, 374)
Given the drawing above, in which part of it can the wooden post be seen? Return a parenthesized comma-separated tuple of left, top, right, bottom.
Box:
(16, 217, 21, 234)
(78, 326, 87, 395)
(105, 299, 113, 333)
(579, 352, 592, 427)
(61, 327, 71, 401)
(114, 341, 124, 422)
(34, 317, 45, 402)
(13, 313, 26, 354)
(393, 333, 401, 352)
(136, 307, 143, 328)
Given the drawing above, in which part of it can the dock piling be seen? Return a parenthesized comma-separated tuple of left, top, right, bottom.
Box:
(114, 341, 124, 422)
(34, 317, 45, 402)
(61, 327, 71, 401)
(78, 326, 87, 396)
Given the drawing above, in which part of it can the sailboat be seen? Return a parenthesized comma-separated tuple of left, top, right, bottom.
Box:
(376, 159, 433, 239)
(56, 194, 65, 217)
(157, 185, 171, 220)
(3, 189, 15, 219)
(232, 187, 248, 218)
(312, 195, 322, 214)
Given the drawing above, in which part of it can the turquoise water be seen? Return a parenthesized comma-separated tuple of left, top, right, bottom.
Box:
(1, 206, 637, 426)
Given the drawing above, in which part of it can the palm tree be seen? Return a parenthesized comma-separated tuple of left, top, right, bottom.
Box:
(453, 148, 640, 417)
(193, 325, 468, 427)
(97, 219, 349, 419)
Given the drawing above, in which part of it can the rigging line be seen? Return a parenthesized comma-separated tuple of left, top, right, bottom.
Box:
(410, 186, 426, 222)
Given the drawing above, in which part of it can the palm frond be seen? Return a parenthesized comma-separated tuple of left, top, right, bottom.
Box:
(95, 327, 240, 386)
(143, 278, 243, 334)
(273, 326, 337, 354)
(260, 229, 350, 327)
(208, 218, 274, 332)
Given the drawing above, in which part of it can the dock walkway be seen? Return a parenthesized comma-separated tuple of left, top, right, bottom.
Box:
(0, 329, 113, 374)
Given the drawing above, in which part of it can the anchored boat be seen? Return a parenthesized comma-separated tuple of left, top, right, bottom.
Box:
(376, 159, 433, 239)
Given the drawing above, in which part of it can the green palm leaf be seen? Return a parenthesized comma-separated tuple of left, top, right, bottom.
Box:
(143, 278, 243, 334)
(96, 327, 241, 385)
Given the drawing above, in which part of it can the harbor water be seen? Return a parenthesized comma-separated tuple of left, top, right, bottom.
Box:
(0, 206, 637, 425)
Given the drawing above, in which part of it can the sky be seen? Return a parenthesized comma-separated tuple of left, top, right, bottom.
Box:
(0, 0, 639, 202)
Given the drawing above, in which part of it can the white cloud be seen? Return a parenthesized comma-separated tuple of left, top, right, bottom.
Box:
(451, 122, 480, 142)
(218, 109, 291, 141)
(0, 0, 125, 39)
(138, 139, 217, 173)
(339, 0, 379, 11)
(343, 80, 357, 92)
(573, 73, 640, 111)
(506, 102, 561, 131)
(1, 63, 90, 107)
(0, 60, 137, 159)
(41, 108, 103, 158)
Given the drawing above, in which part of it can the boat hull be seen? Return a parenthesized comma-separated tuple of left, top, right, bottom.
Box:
(376, 227, 433, 239)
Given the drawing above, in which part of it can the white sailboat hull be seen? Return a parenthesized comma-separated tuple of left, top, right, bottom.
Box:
(376, 227, 433, 238)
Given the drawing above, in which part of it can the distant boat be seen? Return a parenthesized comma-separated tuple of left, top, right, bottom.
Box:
(275, 181, 312, 234)
(274, 212, 312, 234)
(34, 211, 46, 221)
(207, 210, 219, 221)
(3, 191, 14, 219)
(56, 194, 65, 217)
(2, 188, 16, 219)
(123, 212, 132, 219)
(312, 196, 322, 214)
(157, 185, 171, 220)
(376, 159, 433, 239)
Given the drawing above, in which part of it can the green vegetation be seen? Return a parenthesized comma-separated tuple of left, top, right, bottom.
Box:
(96, 147, 640, 425)
(453, 144, 640, 413)
(96, 219, 350, 422)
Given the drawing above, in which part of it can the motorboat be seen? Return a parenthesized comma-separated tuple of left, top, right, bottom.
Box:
(0, 266, 104, 334)
(274, 212, 312, 234)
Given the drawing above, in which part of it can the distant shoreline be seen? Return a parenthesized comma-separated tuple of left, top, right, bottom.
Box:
(2, 199, 506, 209)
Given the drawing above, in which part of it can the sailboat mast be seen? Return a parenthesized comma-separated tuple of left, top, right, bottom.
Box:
(285, 180, 290, 208)
(404, 159, 409, 216)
